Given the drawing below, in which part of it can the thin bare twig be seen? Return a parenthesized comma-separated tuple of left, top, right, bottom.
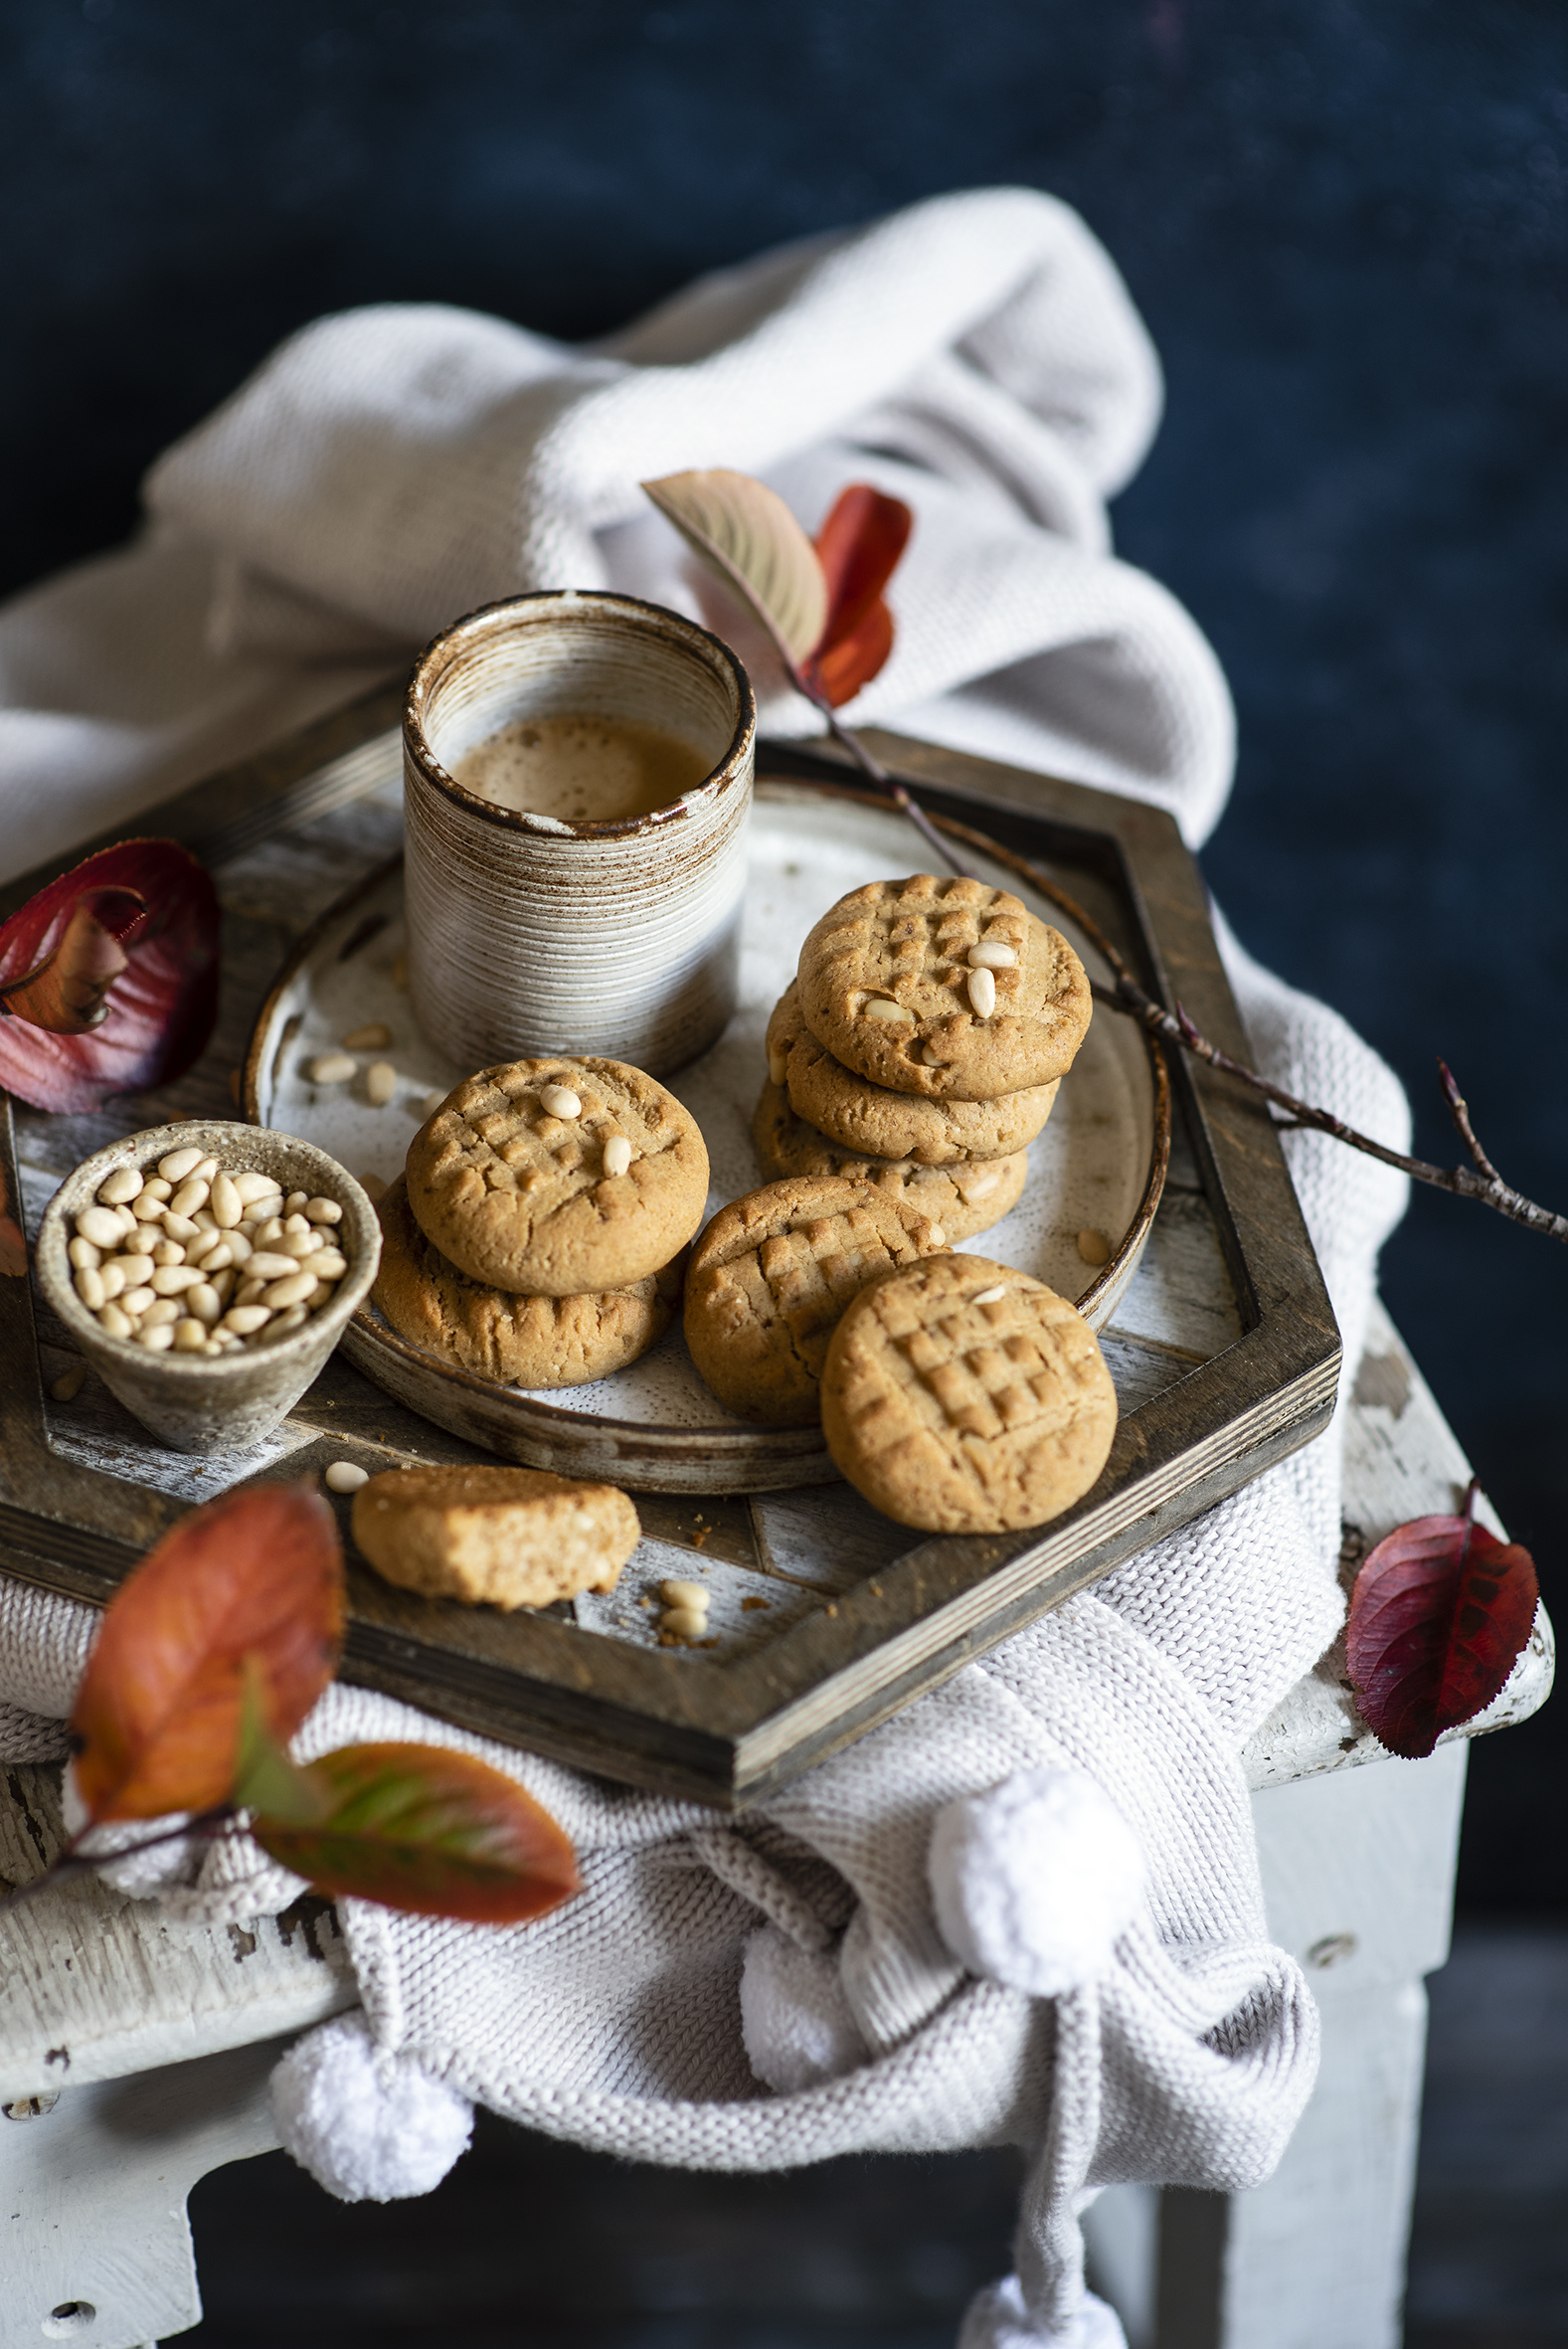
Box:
(0, 1807, 238, 1915)
(1094, 970, 1568, 1245)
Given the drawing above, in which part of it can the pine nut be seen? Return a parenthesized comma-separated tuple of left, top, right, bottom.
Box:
(284, 1192, 309, 1215)
(193, 1206, 219, 1230)
(233, 1171, 280, 1204)
(660, 1579, 710, 1611)
(970, 1284, 1007, 1306)
(211, 1268, 237, 1303)
(968, 941, 1017, 969)
(97, 1303, 133, 1339)
(226, 1229, 253, 1264)
(199, 1242, 234, 1274)
(68, 1236, 101, 1272)
(961, 1169, 999, 1196)
(603, 1134, 633, 1178)
(152, 1238, 184, 1266)
(223, 1306, 273, 1335)
(363, 1059, 397, 1106)
(75, 1267, 106, 1311)
(262, 1272, 316, 1309)
(158, 1147, 203, 1182)
(307, 1052, 357, 1084)
(139, 1176, 173, 1200)
(51, 1363, 87, 1402)
(966, 967, 996, 1017)
(152, 1265, 204, 1296)
(210, 1174, 243, 1227)
(300, 1249, 348, 1280)
(173, 1319, 209, 1351)
(1076, 1227, 1112, 1266)
(187, 1284, 223, 1324)
(247, 1252, 299, 1280)
(305, 1197, 342, 1223)
(255, 1217, 284, 1246)
(284, 1212, 311, 1235)
(138, 1321, 176, 1352)
(131, 1191, 167, 1221)
(767, 1046, 788, 1087)
(237, 1277, 268, 1307)
(539, 1083, 581, 1119)
(112, 1203, 138, 1235)
(168, 1179, 209, 1219)
(76, 1206, 124, 1250)
(926, 1225, 947, 1249)
(99, 1261, 127, 1300)
(117, 1254, 154, 1288)
(97, 1167, 142, 1204)
(141, 1298, 181, 1329)
(342, 1022, 392, 1051)
(325, 1461, 369, 1494)
(271, 1304, 310, 1332)
(861, 997, 914, 1023)
(278, 1230, 316, 1258)
(661, 1606, 708, 1641)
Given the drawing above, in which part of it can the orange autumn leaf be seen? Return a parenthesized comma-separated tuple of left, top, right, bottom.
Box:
(254, 1741, 581, 1925)
(71, 1483, 344, 1824)
(801, 485, 913, 709)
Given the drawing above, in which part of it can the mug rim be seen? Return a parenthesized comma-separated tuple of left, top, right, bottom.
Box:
(404, 589, 758, 841)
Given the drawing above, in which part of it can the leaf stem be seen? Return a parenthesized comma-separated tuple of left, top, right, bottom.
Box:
(0, 1807, 238, 1915)
(787, 667, 973, 880)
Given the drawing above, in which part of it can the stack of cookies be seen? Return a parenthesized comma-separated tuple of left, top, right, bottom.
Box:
(372, 1055, 709, 1390)
(754, 873, 1093, 1246)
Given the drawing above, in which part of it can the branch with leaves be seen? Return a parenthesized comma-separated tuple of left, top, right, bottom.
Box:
(1, 1484, 579, 1925)
(642, 465, 1567, 1249)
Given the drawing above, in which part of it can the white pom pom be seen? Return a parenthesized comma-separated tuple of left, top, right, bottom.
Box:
(740, 1923, 867, 2093)
(929, 1768, 1144, 1997)
(960, 2273, 1128, 2349)
(270, 2012, 473, 2202)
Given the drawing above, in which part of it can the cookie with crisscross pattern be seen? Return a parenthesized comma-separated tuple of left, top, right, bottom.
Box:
(766, 981, 1057, 1166)
(821, 1253, 1117, 1532)
(796, 875, 1091, 1101)
(683, 1176, 949, 1426)
(751, 1081, 1028, 1241)
(406, 1056, 707, 1296)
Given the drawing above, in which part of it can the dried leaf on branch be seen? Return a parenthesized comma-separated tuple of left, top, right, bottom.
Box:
(1345, 1482, 1539, 1759)
(0, 838, 221, 1113)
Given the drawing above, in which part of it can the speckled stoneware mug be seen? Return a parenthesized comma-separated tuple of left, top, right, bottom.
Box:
(403, 591, 757, 1079)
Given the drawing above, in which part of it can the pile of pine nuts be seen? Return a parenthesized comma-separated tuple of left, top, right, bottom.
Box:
(67, 1144, 351, 1356)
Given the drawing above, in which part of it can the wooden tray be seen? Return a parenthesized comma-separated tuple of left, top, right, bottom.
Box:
(245, 785, 1169, 1493)
(0, 685, 1340, 1806)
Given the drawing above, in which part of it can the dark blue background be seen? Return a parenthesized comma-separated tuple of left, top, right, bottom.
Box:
(3, 0, 1563, 1909)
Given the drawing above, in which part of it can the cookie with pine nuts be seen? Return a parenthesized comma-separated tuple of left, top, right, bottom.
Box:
(351, 1462, 640, 1611)
(683, 1174, 950, 1427)
(820, 1254, 1118, 1535)
(372, 1175, 682, 1388)
(765, 979, 1058, 1165)
(794, 875, 1093, 1102)
(751, 1081, 1028, 1242)
(405, 1057, 709, 1297)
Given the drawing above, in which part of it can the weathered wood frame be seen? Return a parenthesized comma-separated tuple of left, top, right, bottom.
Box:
(0, 684, 1340, 1806)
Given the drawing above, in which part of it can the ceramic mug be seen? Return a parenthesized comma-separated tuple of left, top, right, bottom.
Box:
(402, 591, 757, 1079)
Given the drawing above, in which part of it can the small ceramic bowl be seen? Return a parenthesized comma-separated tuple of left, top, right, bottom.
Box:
(37, 1119, 382, 1456)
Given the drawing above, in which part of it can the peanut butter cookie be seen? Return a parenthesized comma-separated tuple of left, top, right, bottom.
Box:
(795, 875, 1091, 1101)
(820, 1253, 1118, 1534)
(373, 1176, 681, 1388)
(766, 980, 1058, 1164)
(684, 1175, 949, 1427)
(352, 1462, 640, 1610)
(751, 1082, 1028, 1241)
(406, 1056, 708, 1296)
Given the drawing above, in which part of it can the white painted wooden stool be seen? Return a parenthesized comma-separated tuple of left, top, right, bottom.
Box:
(0, 1300, 1551, 2349)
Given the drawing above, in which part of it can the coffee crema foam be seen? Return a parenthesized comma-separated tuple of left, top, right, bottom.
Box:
(451, 714, 711, 824)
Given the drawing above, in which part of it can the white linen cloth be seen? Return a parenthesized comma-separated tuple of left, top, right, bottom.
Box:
(0, 187, 1411, 2349)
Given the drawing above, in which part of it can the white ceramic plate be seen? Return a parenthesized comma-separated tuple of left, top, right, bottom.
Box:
(247, 783, 1167, 1492)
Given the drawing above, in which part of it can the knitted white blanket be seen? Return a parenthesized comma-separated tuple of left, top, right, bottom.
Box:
(0, 188, 1411, 2349)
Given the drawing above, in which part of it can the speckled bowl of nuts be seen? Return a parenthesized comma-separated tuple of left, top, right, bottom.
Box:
(37, 1119, 382, 1456)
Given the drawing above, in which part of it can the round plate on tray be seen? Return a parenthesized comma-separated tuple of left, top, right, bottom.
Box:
(245, 781, 1169, 1493)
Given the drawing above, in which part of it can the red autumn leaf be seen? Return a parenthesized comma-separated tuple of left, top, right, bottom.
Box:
(0, 839, 220, 1113)
(253, 1741, 581, 1925)
(1345, 1485, 1539, 1759)
(71, 1484, 344, 1824)
(800, 485, 913, 709)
